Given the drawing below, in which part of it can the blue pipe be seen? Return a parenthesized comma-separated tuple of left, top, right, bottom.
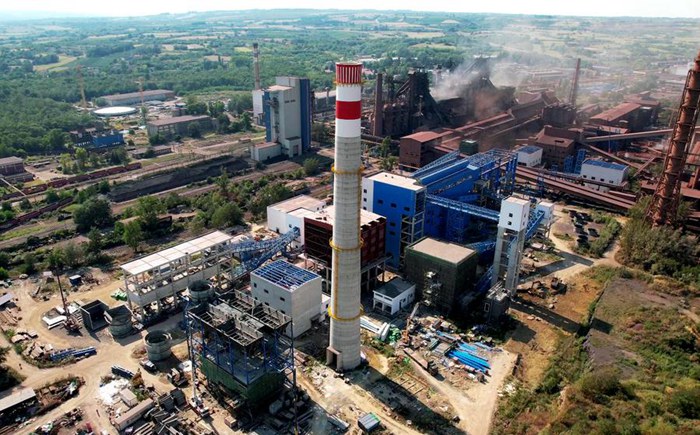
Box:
(448, 351, 490, 371)
(451, 350, 491, 369)
(447, 352, 489, 372)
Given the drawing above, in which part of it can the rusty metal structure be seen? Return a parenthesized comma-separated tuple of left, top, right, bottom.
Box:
(646, 51, 700, 226)
(370, 70, 445, 138)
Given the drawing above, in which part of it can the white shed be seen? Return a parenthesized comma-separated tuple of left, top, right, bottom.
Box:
(373, 278, 415, 316)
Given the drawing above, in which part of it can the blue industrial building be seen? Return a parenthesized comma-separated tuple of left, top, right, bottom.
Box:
(414, 149, 517, 245)
(362, 150, 518, 269)
(91, 130, 124, 148)
(362, 173, 426, 269)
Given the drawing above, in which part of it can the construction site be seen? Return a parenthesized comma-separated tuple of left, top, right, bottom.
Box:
(0, 12, 698, 434)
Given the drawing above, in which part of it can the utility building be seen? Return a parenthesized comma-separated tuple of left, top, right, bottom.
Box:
(0, 156, 32, 183)
(146, 115, 213, 139)
(362, 172, 426, 269)
(266, 195, 327, 248)
(580, 159, 629, 192)
(515, 145, 543, 167)
(261, 76, 312, 158)
(250, 260, 322, 337)
(373, 277, 415, 316)
(404, 238, 478, 315)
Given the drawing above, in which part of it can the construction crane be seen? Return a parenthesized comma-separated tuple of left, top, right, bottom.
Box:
(76, 66, 87, 110)
(568, 58, 581, 108)
(646, 50, 700, 226)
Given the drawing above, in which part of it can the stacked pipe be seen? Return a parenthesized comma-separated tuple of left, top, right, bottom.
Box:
(328, 62, 363, 371)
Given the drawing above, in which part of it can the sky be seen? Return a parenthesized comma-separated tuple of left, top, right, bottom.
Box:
(1, 0, 700, 19)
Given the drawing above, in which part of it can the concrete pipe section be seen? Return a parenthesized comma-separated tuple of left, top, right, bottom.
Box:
(105, 305, 133, 339)
(144, 330, 172, 362)
(188, 280, 214, 304)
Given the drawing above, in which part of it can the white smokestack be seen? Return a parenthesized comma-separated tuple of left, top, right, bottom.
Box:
(327, 62, 363, 371)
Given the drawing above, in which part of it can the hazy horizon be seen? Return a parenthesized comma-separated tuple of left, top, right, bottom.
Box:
(1, 1, 699, 20)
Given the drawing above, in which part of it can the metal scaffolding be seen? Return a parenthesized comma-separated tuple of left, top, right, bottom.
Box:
(119, 229, 299, 325)
(185, 291, 296, 407)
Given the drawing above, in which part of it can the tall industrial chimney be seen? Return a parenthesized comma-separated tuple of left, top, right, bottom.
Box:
(326, 62, 363, 371)
(372, 73, 383, 137)
(252, 43, 261, 91)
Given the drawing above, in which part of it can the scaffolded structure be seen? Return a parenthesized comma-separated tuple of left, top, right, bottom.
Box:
(185, 291, 296, 407)
(120, 230, 299, 325)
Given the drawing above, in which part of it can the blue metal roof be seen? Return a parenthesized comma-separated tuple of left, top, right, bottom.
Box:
(582, 159, 627, 171)
(252, 260, 319, 290)
(517, 145, 541, 155)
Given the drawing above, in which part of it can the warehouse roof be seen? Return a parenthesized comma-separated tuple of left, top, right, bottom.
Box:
(516, 145, 542, 155)
(120, 231, 232, 276)
(252, 260, 320, 291)
(309, 205, 384, 227)
(403, 131, 441, 143)
(369, 172, 425, 191)
(0, 156, 23, 165)
(103, 89, 173, 101)
(408, 238, 475, 265)
(0, 388, 36, 413)
(536, 134, 574, 148)
(147, 115, 211, 127)
(314, 90, 336, 99)
(590, 102, 641, 122)
(267, 85, 293, 92)
(582, 159, 628, 171)
(269, 195, 326, 213)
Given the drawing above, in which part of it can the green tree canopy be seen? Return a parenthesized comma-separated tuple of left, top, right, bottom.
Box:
(123, 220, 143, 253)
(73, 198, 113, 232)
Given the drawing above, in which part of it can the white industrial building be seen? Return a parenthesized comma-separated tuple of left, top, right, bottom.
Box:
(499, 197, 530, 233)
(251, 141, 282, 162)
(580, 159, 629, 192)
(515, 145, 543, 167)
(252, 76, 312, 161)
(266, 195, 327, 247)
(373, 277, 415, 316)
(250, 260, 322, 338)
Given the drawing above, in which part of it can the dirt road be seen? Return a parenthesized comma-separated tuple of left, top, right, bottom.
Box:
(408, 350, 518, 435)
(3, 277, 180, 434)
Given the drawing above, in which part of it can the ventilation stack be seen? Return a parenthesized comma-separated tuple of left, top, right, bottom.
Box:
(327, 62, 363, 371)
(252, 42, 261, 91)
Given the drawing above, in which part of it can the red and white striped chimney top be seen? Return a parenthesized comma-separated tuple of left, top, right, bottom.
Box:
(336, 62, 362, 85)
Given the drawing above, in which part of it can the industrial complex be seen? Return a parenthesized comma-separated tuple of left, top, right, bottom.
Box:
(1, 12, 699, 435)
